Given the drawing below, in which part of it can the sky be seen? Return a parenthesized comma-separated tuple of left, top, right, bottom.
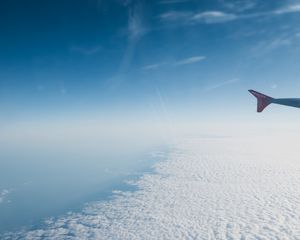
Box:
(1, 0, 300, 142)
(1, 1, 300, 236)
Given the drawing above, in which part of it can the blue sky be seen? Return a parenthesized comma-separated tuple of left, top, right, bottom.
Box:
(3, 1, 300, 234)
(1, 0, 300, 132)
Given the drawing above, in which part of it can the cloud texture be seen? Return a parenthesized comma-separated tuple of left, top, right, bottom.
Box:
(4, 136, 300, 239)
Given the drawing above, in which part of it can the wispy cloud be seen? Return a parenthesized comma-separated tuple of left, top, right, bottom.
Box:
(191, 11, 237, 24)
(159, 11, 192, 22)
(0, 189, 11, 204)
(142, 55, 206, 70)
(251, 34, 296, 55)
(173, 56, 206, 66)
(142, 63, 165, 70)
(273, 3, 300, 15)
(110, 1, 147, 88)
(160, 3, 300, 25)
(220, 0, 257, 13)
(127, 4, 147, 41)
(265, 36, 292, 49)
(160, 10, 238, 24)
(204, 78, 240, 92)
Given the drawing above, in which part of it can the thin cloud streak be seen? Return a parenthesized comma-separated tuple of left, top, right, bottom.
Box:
(160, 3, 300, 24)
(273, 3, 300, 14)
(159, 11, 192, 22)
(127, 3, 147, 41)
(251, 33, 299, 55)
(142, 55, 206, 70)
(191, 11, 237, 23)
(142, 63, 165, 70)
(173, 56, 206, 66)
(204, 78, 240, 92)
(110, 0, 147, 88)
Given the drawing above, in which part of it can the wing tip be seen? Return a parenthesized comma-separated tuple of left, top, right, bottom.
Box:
(248, 89, 273, 112)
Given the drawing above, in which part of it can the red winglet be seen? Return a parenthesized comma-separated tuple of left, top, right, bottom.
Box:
(248, 90, 273, 112)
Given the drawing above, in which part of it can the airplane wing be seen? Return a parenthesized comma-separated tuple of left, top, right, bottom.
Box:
(248, 90, 273, 112)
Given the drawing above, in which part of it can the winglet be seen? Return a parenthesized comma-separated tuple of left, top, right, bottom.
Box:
(248, 90, 273, 112)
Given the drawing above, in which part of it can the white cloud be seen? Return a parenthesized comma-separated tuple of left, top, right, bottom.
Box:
(159, 11, 192, 22)
(160, 3, 300, 25)
(0, 189, 11, 204)
(173, 56, 206, 66)
(204, 78, 240, 92)
(5, 135, 300, 239)
(142, 63, 164, 70)
(142, 56, 206, 71)
(268, 36, 292, 48)
(109, 1, 147, 88)
(273, 3, 300, 15)
(252, 35, 295, 55)
(160, 10, 239, 24)
(128, 8, 146, 41)
(191, 11, 237, 23)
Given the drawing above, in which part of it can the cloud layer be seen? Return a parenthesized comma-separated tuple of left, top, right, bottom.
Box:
(4, 135, 300, 239)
